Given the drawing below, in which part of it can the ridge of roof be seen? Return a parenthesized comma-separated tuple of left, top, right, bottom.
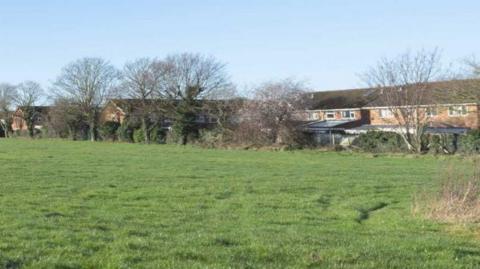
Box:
(308, 79, 480, 109)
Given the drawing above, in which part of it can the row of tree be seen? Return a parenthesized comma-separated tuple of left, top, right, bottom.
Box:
(0, 49, 479, 151)
(0, 53, 309, 145)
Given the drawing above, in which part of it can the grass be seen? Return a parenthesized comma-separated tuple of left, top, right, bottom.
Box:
(0, 139, 479, 268)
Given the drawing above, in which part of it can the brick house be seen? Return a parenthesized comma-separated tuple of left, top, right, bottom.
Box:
(301, 80, 479, 144)
(100, 99, 218, 127)
(358, 81, 479, 133)
(11, 106, 51, 132)
(300, 88, 375, 144)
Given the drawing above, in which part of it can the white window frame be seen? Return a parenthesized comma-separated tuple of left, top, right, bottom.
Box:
(308, 112, 319, 121)
(324, 111, 335, 120)
(379, 109, 393, 118)
(448, 105, 467, 117)
(341, 110, 355, 119)
(425, 107, 438, 118)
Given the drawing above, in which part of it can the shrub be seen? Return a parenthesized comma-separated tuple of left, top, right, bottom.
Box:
(99, 121, 120, 141)
(149, 127, 167, 144)
(459, 130, 480, 154)
(196, 128, 231, 148)
(425, 134, 457, 155)
(116, 123, 134, 143)
(133, 128, 145, 143)
(171, 109, 198, 145)
(413, 159, 480, 223)
(352, 131, 407, 153)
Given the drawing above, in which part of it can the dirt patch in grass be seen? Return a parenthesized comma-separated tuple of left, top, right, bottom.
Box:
(355, 202, 388, 223)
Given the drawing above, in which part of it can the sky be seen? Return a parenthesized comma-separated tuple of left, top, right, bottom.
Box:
(0, 0, 479, 92)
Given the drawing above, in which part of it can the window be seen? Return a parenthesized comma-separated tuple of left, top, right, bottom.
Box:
(341, 110, 355, 119)
(425, 107, 438, 117)
(308, 112, 319, 121)
(448, 106, 467, 117)
(325, 111, 335, 120)
(379, 109, 393, 118)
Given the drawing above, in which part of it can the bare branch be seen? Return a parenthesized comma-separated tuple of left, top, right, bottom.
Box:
(52, 57, 120, 141)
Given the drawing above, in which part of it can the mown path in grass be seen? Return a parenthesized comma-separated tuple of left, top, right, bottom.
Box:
(0, 139, 479, 268)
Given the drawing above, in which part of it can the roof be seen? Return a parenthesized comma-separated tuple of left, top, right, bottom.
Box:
(0, 111, 10, 119)
(348, 124, 470, 135)
(307, 88, 377, 110)
(308, 79, 480, 110)
(304, 120, 354, 128)
(108, 99, 167, 112)
(365, 80, 480, 107)
(302, 120, 357, 132)
(17, 106, 51, 114)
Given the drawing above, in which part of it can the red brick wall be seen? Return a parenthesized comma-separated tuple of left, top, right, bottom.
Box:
(99, 103, 125, 124)
(11, 110, 27, 131)
(369, 104, 479, 129)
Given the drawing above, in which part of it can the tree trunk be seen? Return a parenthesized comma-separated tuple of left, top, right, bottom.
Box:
(68, 125, 77, 141)
(89, 121, 96, 142)
(27, 121, 35, 138)
(398, 131, 415, 152)
(182, 134, 188, 145)
(452, 134, 459, 154)
(141, 117, 150, 144)
(271, 127, 279, 144)
(0, 122, 7, 138)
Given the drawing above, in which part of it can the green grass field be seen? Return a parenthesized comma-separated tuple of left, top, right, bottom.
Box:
(0, 139, 479, 268)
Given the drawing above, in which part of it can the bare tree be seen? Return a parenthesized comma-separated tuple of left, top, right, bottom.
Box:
(48, 97, 87, 140)
(362, 49, 443, 152)
(120, 58, 165, 143)
(460, 57, 480, 102)
(0, 83, 17, 137)
(241, 79, 309, 145)
(159, 53, 233, 144)
(53, 58, 120, 141)
(14, 81, 44, 138)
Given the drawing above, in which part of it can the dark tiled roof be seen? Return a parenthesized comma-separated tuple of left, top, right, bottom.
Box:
(109, 99, 167, 112)
(17, 106, 51, 114)
(365, 80, 480, 107)
(308, 79, 479, 110)
(307, 88, 378, 110)
(0, 111, 10, 119)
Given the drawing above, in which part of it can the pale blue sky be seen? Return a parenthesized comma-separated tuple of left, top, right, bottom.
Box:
(0, 0, 479, 91)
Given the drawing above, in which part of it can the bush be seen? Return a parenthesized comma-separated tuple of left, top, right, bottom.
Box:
(133, 128, 145, 143)
(149, 127, 167, 144)
(99, 121, 120, 141)
(413, 159, 480, 223)
(352, 131, 407, 153)
(196, 128, 227, 148)
(459, 129, 480, 154)
(116, 123, 134, 143)
(424, 134, 457, 155)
